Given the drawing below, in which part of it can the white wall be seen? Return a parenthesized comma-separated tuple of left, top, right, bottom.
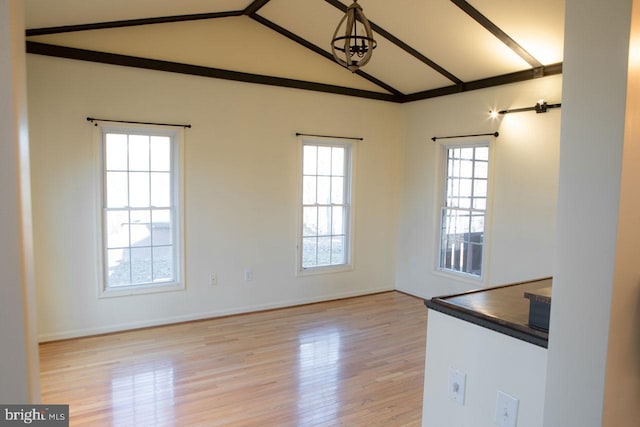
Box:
(27, 55, 403, 341)
(545, 0, 638, 426)
(0, 0, 40, 402)
(397, 76, 562, 299)
(422, 310, 547, 427)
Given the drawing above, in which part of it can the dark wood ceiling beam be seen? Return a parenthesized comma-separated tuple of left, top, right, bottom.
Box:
(25, 11, 244, 36)
(403, 62, 562, 103)
(324, 0, 463, 85)
(450, 0, 543, 68)
(243, 0, 273, 16)
(26, 41, 402, 103)
(249, 14, 403, 97)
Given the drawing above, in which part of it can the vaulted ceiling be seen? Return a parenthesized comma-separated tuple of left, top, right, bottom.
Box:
(24, 0, 565, 103)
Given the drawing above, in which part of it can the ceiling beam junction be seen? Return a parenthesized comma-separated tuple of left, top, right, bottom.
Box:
(450, 0, 543, 68)
(243, 0, 273, 16)
(248, 13, 403, 97)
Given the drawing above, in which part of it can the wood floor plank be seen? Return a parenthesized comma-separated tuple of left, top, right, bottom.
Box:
(40, 291, 426, 426)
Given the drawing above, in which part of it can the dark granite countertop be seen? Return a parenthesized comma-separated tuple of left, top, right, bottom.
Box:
(425, 278, 552, 348)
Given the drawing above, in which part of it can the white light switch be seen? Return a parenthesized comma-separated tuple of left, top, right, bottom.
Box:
(495, 390, 519, 427)
(448, 368, 466, 405)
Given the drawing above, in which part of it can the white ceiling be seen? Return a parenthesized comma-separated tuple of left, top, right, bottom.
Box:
(24, 0, 565, 102)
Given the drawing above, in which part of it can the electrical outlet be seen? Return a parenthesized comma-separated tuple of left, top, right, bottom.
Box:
(209, 273, 217, 286)
(495, 390, 519, 427)
(244, 269, 253, 282)
(448, 368, 466, 405)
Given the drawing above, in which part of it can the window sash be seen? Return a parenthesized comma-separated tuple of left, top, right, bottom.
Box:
(439, 144, 489, 278)
(101, 130, 180, 290)
(300, 141, 352, 271)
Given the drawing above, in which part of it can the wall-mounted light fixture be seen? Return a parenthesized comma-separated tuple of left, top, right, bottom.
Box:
(331, 0, 377, 72)
(490, 100, 561, 117)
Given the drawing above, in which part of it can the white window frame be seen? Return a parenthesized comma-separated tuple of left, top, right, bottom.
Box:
(435, 139, 493, 282)
(297, 136, 354, 276)
(97, 124, 185, 298)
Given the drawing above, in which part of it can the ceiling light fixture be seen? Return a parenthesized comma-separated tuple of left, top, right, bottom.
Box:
(491, 100, 562, 116)
(331, 0, 377, 72)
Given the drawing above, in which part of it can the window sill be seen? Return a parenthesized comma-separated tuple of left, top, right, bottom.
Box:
(99, 281, 185, 298)
(298, 264, 353, 277)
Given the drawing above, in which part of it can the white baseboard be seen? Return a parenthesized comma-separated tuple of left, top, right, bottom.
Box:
(38, 285, 394, 342)
(394, 285, 429, 300)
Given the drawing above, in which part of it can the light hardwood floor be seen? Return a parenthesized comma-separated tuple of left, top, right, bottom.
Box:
(40, 291, 427, 426)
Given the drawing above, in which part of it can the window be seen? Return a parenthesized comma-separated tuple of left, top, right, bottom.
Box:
(299, 139, 352, 272)
(439, 144, 489, 278)
(101, 128, 183, 294)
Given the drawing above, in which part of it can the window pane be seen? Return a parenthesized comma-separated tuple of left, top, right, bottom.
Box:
(129, 172, 150, 207)
(106, 211, 130, 248)
(460, 160, 473, 178)
(460, 147, 474, 159)
(153, 246, 173, 282)
(129, 135, 150, 171)
(303, 145, 317, 175)
(471, 214, 485, 233)
(105, 134, 128, 171)
(106, 171, 128, 208)
(331, 236, 345, 265)
(151, 172, 171, 207)
(130, 247, 152, 284)
(465, 242, 483, 275)
(150, 136, 171, 171)
(331, 147, 344, 176)
(331, 177, 344, 204)
(317, 177, 330, 204)
(302, 237, 317, 268)
(130, 210, 151, 247)
(447, 179, 458, 200)
(459, 179, 472, 197)
(152, 209, 172, 245)
(107, 248, 130, 287)
(317, 237, 332, 265)
(450, 159, 460, 177)
(303, 176, 317, 205)
(474, 179, 488, 198)
(317, 146, 331, 175)
(458, 197, 471, 209)
(473, 198, 486, 210)
(474, 161, 488, 179)
(475, 146, 489, 161)
(303, 207, 318, 237)
(332, 206, 344, 235)
(318, 206, 331, 236)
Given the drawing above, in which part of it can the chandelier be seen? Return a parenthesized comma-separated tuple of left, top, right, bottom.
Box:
(331, 0, 377, 72)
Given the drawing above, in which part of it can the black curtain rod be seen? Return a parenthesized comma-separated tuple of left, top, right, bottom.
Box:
(499, 102, 561, 115)
(87, 117, 192, 128)
(296, 132, 363, 141)
(431, 131, 499, 142)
